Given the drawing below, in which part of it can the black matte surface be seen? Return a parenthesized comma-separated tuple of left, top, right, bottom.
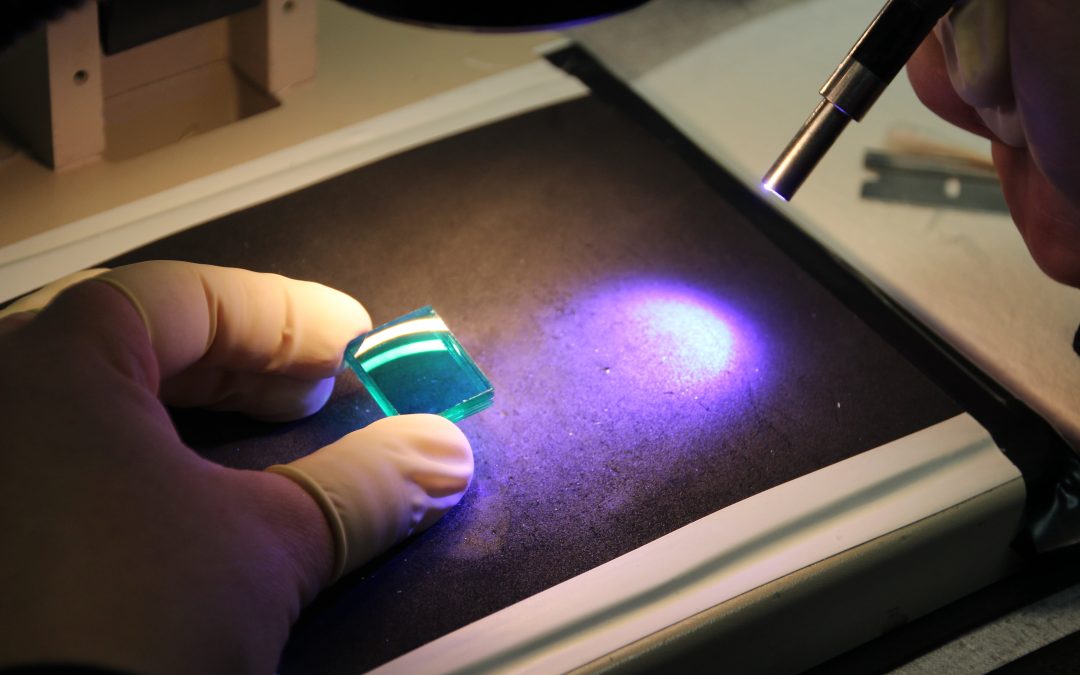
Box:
(98, 0, 259, 54)
(106, 96, 959, 673)
(338, 0, 649, 30)
(0, 0, 84, 52)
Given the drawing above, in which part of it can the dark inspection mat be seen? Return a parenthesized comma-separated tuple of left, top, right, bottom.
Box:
(105, 92, 960, 672)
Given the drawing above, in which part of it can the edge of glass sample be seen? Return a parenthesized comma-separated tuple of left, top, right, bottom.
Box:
(344, 306, 494, 422)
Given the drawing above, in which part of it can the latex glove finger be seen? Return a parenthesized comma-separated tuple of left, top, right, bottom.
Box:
(97, 261, 370, 419)
(162, 365, 337, 422)
(267, 414, 474, 581)
(934, 0, 1024, 146)
(0, 269, 109, 321)
(0, 269, 111, 337)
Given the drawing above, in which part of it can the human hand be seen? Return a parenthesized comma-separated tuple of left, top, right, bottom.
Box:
(906, 0, 1080, 286)
(0, 261, 473, 675)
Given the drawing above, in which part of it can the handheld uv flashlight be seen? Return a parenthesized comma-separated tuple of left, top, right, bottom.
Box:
(762, 0, 958, 201)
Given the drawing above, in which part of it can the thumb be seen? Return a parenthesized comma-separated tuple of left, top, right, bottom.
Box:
(267, 414, 473, 581)
(0, 269, 110, 324)
(934, 0, 1023, 146)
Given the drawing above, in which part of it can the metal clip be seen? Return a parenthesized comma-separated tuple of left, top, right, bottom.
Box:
(861, 149, 1008, 213)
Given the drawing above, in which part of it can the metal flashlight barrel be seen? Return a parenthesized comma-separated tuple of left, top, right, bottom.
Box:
(762, 0, 958, 201)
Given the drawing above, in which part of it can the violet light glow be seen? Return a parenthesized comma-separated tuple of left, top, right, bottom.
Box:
(627, 292, 737, 386)
(443, 278, 769, 561)
(575, 279, 760, 395)
(480, 277, 770, 442)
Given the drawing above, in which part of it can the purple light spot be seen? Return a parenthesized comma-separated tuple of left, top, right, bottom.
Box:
(468, 277, 771, 476)
(463, 277, 772, 523)
(563, 278, 765, 403)
(627, 295, 736, 386)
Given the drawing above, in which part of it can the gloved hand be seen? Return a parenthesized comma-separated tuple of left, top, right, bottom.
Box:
(907, 0, 1080, 286)
(0, 261, 473, 675)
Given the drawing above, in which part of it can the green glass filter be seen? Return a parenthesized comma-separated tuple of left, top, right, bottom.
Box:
(344, 306, 494, 422)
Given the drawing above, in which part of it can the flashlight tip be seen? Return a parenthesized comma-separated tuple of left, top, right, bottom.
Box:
(761, 100, 851, 203)
(761, 179, 789, 202)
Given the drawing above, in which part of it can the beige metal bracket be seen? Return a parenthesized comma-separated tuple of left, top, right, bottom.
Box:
(0, 0, 317, 171)
(0, 2, 106, 171)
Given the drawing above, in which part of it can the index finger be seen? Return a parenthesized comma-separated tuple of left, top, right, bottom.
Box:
(99, 261, 371, 380)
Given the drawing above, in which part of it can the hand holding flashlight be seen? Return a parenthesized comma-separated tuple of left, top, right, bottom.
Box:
(908, 0, 1080, 286)
(766, 0, 1080, 288)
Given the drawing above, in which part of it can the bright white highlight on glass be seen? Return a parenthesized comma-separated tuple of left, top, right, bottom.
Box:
(351, 316, 450, 357)
(360, 339, 448, 371)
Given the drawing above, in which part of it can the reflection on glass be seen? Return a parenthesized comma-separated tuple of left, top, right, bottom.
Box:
(345, 306, 493, 422)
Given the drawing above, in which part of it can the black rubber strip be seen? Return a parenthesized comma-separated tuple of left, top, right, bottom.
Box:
(992, 628, 1080, 675)
(809, 542, 1080, 674)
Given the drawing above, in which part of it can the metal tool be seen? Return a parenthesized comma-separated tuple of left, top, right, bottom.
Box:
(763, 0, 958, 201)
(861, 149, 1008, 213)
